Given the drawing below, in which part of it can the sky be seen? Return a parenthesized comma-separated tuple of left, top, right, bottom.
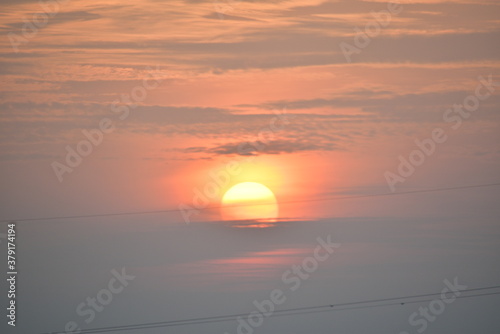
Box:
(0, 0, 500, 333)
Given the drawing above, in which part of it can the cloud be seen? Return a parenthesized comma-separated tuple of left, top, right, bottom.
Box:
(181, 138, 340, 157)
(203, 12, 262, 21)
(20, 30, 497, 71)
(6, 11, 102, 31)
(240, 90, 500, 123)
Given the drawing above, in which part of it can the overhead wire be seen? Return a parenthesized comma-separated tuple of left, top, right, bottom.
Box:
(40, 285, 500, 334)
(3, 181, 500, 224)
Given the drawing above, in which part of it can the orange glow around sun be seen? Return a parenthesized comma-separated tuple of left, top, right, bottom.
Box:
(221, 182, 279, 221)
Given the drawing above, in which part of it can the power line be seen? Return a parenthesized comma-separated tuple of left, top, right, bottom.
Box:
(2, 181, 500, 224)
(41, 285, 500, 334)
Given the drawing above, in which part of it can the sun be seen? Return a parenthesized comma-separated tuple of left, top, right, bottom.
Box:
(221, 182, 279, 221)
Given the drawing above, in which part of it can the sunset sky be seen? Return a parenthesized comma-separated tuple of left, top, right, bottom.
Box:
(1, 0, 500, 333)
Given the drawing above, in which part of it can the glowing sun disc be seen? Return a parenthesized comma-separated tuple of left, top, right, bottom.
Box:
(221, 182, 279, 221)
